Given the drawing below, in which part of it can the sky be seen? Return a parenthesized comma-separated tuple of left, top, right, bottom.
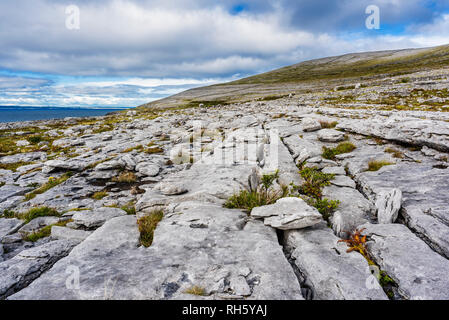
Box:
(1, 0, 449, 108)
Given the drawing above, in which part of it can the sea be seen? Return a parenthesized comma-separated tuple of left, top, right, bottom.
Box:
(0, 106, 128, 123)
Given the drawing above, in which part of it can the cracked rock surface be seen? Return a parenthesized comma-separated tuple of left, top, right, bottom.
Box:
(1, 67, 449, 300)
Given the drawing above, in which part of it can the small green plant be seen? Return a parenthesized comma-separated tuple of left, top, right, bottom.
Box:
(296, 168, 334, 199)
(322, 142, 356, 160)
(91, 191, 108, 200)
(367, 160, 394, 172)
(379, 271, 396, 287)
(137, 210, 164, 247)
(224, 171, 287, 213)
(20, 206, 60, 223)
(307, 198, 340, 221)
(260, 170, 279, 190)
(121, 203, 136, 215)
(27, 135, 44, 144)
(0, 181, 5, 187)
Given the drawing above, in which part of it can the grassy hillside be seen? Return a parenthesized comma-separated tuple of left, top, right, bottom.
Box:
(230, 45, 449, 84)
(138, 44, 449, 110)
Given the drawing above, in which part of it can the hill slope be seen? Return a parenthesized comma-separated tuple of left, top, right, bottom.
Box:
(138, 44, 449, 110)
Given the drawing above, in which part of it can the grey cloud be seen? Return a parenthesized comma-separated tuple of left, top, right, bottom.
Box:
(0, 0, 448, 81)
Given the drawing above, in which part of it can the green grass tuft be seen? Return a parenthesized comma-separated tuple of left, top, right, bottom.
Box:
(23, 219, 71, 242)
(21, 206, 60, 223)
(319, 120, 338, 128)
(137, 210, 164, 247)
(367, 160, 394, 172)
(322, 142, 356, 160)
(184, 286, 206, 296)
(0, 161, 33, 172)
(306, 198, 340, 221)
(384, 147, 405, 159)
(224, 171, 288, 213)
(91, 191, 108, 200)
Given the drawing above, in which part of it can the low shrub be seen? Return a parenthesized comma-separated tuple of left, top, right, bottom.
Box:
(296, 167, 335, 199)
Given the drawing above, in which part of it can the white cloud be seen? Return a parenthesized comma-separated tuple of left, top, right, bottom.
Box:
(0, 0, 449, 108)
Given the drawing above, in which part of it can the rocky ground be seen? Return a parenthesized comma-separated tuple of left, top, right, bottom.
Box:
(1, 69, 448, 300)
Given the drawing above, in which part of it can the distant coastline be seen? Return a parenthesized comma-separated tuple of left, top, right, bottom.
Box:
(0, 106, 129, 123)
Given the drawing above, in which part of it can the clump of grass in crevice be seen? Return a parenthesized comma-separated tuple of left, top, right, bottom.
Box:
(319, 120, 338, 128)
(322, 142, 356, 160)
(24, 172, 73, 201)
(91, 191, 108, 200)
(0, 161, 32, 172)
(23, 219, 72, 242)
(112, 171, 137, 183)
(1, 209, 17, 218)
(122, 145, 144, 153)
(367, 160, 394, 172)
(336, 85, 356, 91)
(224, 170, 288, 213)
(372, 137, 386, 145)
(121, 202, 136, 215)
(20, 206, 61, 223)
(145, 146, 164, 154)
(0, 181, 5, 187)
(184, 286, 206, 296)
(137, 209, 164, 247)
(384, 147, 404, 159)
(65, 207, 90, 212)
